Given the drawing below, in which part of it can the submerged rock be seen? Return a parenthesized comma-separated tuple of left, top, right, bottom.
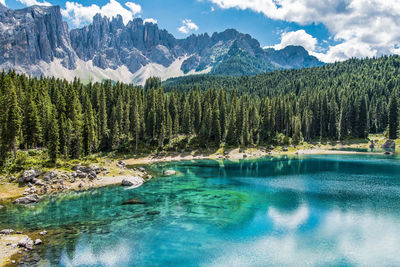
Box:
(14, 194, 40, 204)
(146, 211, 160, 215)
(122, 198, 147, 205)
(164, 170, 176, 176)
(18, 236, 34, 250)
(121, 176, 144, 188)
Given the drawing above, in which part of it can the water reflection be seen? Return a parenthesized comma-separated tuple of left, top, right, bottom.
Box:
(1, 154, 400, 266)
(268, 204, 309, 230)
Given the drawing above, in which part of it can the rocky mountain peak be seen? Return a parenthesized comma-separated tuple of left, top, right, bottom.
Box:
(0, 3, 75, 74)
(0, 4, 323, 84)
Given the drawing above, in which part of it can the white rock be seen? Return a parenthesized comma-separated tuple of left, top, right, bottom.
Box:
(18, 236, 34, 250)
(164, 170, 176, 176)
(121, 176, 144, 188)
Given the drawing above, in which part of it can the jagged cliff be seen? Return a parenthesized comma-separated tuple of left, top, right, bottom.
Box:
(0, 3, 322, 84)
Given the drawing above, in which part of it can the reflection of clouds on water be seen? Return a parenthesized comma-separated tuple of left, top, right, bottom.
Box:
(60, 239, 133, 267)
(268, 204, 309, 230)
(205, 234, 336, 266)
(320, 209, 400, 266)
(206, 208, 400, 266)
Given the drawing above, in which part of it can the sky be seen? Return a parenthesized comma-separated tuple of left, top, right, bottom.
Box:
(3, 0, 400, 63)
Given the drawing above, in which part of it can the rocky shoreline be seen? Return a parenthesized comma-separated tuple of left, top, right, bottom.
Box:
(0, 159, 154, 266)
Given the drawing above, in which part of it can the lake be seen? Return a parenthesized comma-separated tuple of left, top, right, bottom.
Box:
(1, 154, 400, 266)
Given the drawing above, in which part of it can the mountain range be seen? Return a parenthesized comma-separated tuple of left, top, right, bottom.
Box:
(0, 4, 323, 85)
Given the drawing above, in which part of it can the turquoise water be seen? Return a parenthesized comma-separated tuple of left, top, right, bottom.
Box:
(1, 154, 400, 266)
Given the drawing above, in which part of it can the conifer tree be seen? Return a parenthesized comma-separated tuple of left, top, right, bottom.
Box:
(182, 98, 192, 135)
(1, 77, 22, 160)
(211, 99, 221, 143)
(23, 96, 41, 149)
(388, 93, 399, 139)
(48, 107, 59, 163)
(292, 116, 303, 145)
(358, 95, 369, 138)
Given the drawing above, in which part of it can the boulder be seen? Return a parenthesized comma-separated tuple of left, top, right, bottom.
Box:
(76, 170, 87, 178)
(0, 205, 4, 209)
(382, 139, 396, 150)
(14, 194, 40, 204)
(19, 169, 39, 183)
(18, 236, 34, 250)
(31, 178, 44, 186)
(72, 164, 84, 172)
(88, 165, 101, 174)
(88, 171, 97, 180)
(282, 147, 288, 152)
(118, 160, 126, 166)
(121, 176, 144, 188)
(39, 230, 47, 236)
(164, 170, 176, 176)
(34, 239, 42, 245)
(138, 167, 145, 172)
(42, 171, 57, 181)
(0, 229, 14, 235)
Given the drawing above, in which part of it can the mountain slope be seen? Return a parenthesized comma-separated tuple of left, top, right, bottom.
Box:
(0, 4, 323, 84)
(210, 42, 276, 76)
(264, 45, 323, 69)
(0, 4, 75, 73)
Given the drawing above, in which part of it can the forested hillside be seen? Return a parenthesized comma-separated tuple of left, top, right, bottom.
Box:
(0, 55, 399, 164)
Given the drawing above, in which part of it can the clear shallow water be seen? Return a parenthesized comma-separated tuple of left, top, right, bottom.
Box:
(1, 154, 400, 266)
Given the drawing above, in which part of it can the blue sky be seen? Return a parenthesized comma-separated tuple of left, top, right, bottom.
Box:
(3, 0, 400, 63)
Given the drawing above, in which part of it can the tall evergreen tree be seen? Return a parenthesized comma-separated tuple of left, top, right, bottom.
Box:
(48, 107, 59, 163)
(388, 93, 399, 139)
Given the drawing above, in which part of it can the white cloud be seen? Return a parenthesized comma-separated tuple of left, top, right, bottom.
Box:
(17, 0, 51, 6)
(0, 0, 6, 6)
(178, 19, 199, 34)
(143, 18, 158, 24)
(208, 0, 400, 62)
(267, 30, 318, 52)
(62, 0, 142, 28)
(125, 2, 141, 14)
